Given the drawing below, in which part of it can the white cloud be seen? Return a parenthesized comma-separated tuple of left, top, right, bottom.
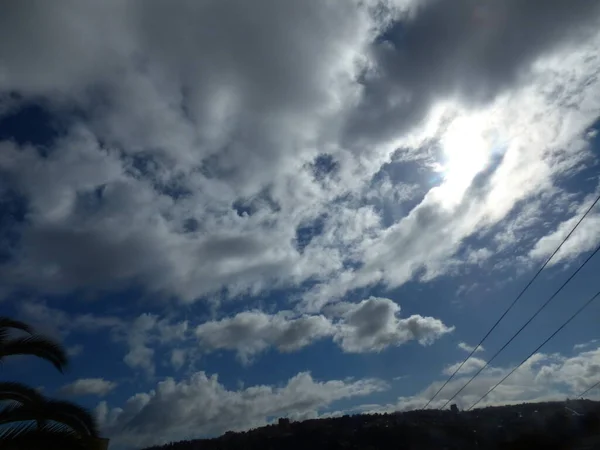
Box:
(333, 297, 454, 352)
(58, 378, 117, 397)
(369, 345, 600, 413)
(96, 344, 600, 446)
(0, 2, 597, 310)
(18, 302, 188, 376)
(17, 301, 124, 339)
(20, 297, 449, 373)
(170, 349, 187, 371)
(529, 193, 600, 265)
(1, 5, 600, 444)
(301, 33, 600, 309)
(0, 0, 386, 303)
(442, 357, 487, 376)
(344, 0, 600, 150)
(123, 314, 158, 376)
(196, 311, 335, 364)
(458, 342, 484, 353)
(97, 371, 387, 448)
(195, 297, 453, 361)
(574, 340, 599, 351)
(115, 313, 189, 376)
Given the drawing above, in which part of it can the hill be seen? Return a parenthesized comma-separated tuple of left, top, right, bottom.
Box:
(141, 400, 600, 450)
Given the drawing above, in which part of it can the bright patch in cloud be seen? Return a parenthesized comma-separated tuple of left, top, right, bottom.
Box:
(436, 114, 493, 207)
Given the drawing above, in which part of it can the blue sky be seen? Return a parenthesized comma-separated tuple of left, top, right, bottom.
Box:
(2, 0, 600, 448)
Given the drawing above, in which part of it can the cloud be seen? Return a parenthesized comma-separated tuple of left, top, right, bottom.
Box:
(17, 300, 124, 339)
(0, 0, 386, 303)
(18, 302, 188, 376)
(0, 1, 598, 311)
(20, 297, 449, 372)
(574, 340, 599, 351)
(123, 314, 159, 376)
(344, 0, 600, 149)
(528, 193, 600, 265)
(458, 342, 484, 353)
(17, 301, 122, 339)
(97, 343, 600, 446)
(368, 345, 600, 413)
(67, 344, 84, 357)
(1, 4, 600, 445)
(301, 31, 600, 309)
(333, 297, 454, 352)
(196, 311, 335, 364)
(97, 371, 387, 448)
(393, 375, 408, 382)
(170, 349, 187, 371)
(111, 313, 189, 376)
(196, 297, 453, 361)
(58, 378, 117, 397)
(442, 357, 487, 376)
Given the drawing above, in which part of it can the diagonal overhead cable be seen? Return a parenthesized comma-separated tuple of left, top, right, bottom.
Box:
(439, 239, 600, 410)
(466, 287, 600, 411)
(423, 192, 600, 409)
(577, 379, 600, 400)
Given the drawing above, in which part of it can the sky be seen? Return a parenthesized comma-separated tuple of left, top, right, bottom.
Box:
(1, 0, 600, 448)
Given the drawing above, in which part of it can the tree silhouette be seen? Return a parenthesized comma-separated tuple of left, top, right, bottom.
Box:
(0, 316, 101, 450)
(0, 317, 68, 372)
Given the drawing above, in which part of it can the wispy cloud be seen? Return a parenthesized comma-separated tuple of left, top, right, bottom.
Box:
(19, 302, 188, 377)
(58, 378, 117, 397)
(458, 342, 484, 353)
(442, 357, 487, 376)
(574, 339, 599, 351)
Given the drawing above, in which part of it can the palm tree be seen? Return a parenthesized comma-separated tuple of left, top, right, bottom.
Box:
(0, 381, 100, 449)
(0, 317, 68, 373)
(0, 317, 103, 449)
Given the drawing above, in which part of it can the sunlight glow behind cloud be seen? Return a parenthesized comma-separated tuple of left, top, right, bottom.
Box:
(437, 114, 493, 207)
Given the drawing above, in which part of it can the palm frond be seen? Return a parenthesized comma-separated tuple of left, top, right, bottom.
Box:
(45, 399, 100, 437)
(0, 402, 39, 425)
(0, 317, 34, 335)
(0, 420, 86, 450)
(0, 382, 46, 405)
(0, 336, 69, 373)
(0, 399, 99, 438)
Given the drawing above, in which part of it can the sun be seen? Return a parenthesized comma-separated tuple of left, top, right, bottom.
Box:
(435, 115, 491, 206)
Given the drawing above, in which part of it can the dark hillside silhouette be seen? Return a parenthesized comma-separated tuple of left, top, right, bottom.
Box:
(141, 400, 600, 450)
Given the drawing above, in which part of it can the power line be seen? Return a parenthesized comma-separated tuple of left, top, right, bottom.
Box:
(422, 193, 600, 409)
(466, 287, 600, 411)
(439, 240, 600, 410)
(577, 379, 600, 400)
